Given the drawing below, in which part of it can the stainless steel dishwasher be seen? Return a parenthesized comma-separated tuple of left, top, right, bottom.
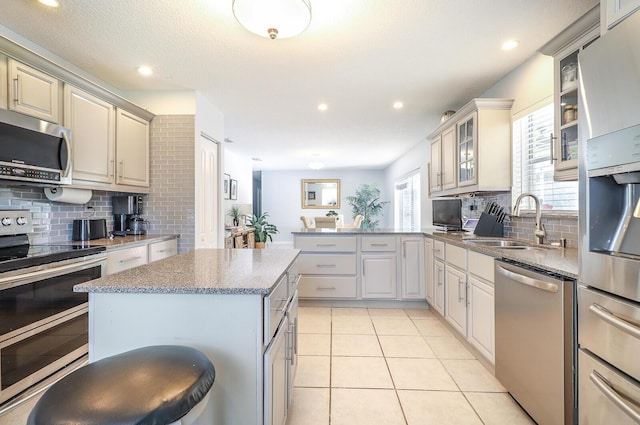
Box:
(495, 260, 576, 425)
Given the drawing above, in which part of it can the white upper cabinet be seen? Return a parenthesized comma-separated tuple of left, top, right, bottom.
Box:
(552, 27, 599, 181)
(428, 98, 513, 196)
(64, 85, 115, 184)
(8, 59, 59, 123)
(603, 0, 640, 31)
(116, 109, 150, 188)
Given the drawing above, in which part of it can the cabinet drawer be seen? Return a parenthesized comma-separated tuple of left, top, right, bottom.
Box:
(294, 236, 356, 252)
(298, 254, 356, 275)
(468, 250, 494, 283)
(433, 240, 445, 260)
(148, 239, 178, 263)
(107, 245, 148, 274)
(264, 275, 288, 346)
(446, 243, 466, 270)
(361, 236, 396, 252)
(299, 276, 357, 299)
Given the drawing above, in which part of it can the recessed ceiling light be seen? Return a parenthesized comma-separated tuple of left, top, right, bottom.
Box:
(137, 66, 153, 76)
(308, 161, 325, 170)
(393, 101, 404, 109)
(38, 0, 60, 7)
(251, 157, 262, 162)
(318, 103, 328, 111)
(501, 40, 519, 51)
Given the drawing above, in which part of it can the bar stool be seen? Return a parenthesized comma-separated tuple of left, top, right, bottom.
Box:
(28, 345, 215, 425)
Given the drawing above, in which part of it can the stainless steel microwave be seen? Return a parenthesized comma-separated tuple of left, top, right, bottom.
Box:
(0, 109, 72, 186)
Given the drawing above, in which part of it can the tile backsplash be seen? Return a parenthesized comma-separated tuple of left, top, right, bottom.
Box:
(461, 193, 579, 248)
(0, 186, 128, 244)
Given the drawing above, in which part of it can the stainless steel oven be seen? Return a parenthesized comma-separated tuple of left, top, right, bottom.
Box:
(0, 210, 106, 410)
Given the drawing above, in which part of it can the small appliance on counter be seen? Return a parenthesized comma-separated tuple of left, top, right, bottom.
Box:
(112, 195, 147, 236)
(72, 218, 107, 241)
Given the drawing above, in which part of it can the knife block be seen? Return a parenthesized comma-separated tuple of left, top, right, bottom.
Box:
(474, 213, 504, 237)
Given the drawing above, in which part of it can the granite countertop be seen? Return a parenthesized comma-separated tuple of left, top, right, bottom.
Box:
(293, 227, 578, 279)
(292, 228, 427, 235)
(75, 248, 300, 295)
(80, 234, 178, 250)
(424, 230, 578, 279)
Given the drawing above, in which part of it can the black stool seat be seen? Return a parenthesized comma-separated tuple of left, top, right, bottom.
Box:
(28, 345, 215, 425)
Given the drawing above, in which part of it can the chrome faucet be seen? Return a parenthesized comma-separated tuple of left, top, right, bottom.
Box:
(513, 193, 546, 244)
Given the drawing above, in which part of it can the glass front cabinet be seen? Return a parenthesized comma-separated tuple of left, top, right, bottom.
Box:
(552, 27, 599, 181)
(457, 112, 477, 187)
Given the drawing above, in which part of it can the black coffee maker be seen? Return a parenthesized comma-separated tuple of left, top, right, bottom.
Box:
(112, 195, 147, 236)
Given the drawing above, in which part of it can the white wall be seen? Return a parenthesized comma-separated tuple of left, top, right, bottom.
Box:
(261, 169, 386, 242)
(383, 139, 430, 229)
(223, 148, 254, 225)
(480, 53, 554, 117)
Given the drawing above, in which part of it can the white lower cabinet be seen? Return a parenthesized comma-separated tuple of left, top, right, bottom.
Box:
(148, 239, 178, 263)
(264, 315, 289, 425)
(424, 238, 434, 304)
(445, 265, 467, 336)
(106, 245, 148, 275)
(467, 275, 495, 363)
(401, 237, 425, 299)
(361, 255, 397, 299)
(433, 259, 446, 315)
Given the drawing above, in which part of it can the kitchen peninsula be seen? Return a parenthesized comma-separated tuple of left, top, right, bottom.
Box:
(75, 248, 300, 425)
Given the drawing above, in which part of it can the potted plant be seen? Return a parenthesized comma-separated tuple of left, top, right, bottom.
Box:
(326, 210, 338, 217)
(228, 205, 241, 227)
(247, 212, 279, 248)
(346, 183, 384, 229)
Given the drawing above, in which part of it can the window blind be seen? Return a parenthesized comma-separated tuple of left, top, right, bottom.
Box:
(394, 170, 421, 231)
(512, 103, 578, 212)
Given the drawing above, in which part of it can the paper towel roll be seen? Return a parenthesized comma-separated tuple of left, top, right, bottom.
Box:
(44, 187, 93, 204)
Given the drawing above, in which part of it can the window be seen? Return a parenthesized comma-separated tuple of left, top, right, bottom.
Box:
(394, 170, 421, 231)
(512, 103, 578, 212)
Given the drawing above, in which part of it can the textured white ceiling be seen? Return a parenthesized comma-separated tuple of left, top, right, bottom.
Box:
(0, 0, 598, 170)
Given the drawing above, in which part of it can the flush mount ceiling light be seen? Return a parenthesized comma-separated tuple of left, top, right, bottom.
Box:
(501, 39, 520, 51)
(393, 101, 404, 109)
(137, 66, 153, 76)
(38, 0, 60, 7)
(308, 161, 325, 170)
(317, 103, 328, 111)
(232, 0, 312, 40)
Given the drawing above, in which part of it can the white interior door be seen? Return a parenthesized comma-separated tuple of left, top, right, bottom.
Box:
(196, 135, 219, 248)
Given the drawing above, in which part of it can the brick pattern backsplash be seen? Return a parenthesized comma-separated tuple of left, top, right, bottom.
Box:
(147, 115, 196, 254)
(0, 186, 127, 244)
(460, 193, 579, 248)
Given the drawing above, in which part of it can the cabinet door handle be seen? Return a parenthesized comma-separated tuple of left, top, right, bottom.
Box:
(317, 287, 336, 291)
(549, 133, 557, 164)
(316, 243, 336, 247)
(458, 279, 464, 302)
(109, 159, 115, 177)
(120, 256, 143, 263)
(13, 76, 19, 104)
(316, 264, 337, 268)
(118, 160, 124, 178)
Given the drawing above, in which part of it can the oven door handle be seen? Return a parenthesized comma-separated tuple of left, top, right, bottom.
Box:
(589, 303, 640, 340)
(590, 370, 640, 424)
(0, 256, 104, 290)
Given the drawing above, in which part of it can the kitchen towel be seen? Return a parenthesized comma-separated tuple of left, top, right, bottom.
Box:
(44, 187, 93, 204)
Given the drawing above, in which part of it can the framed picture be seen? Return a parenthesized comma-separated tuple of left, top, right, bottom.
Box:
(230, 179, 238, 200)
(307, 191, 316, 200)
(223, 174, 231, 200)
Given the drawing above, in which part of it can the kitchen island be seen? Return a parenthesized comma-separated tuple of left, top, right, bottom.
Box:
(75, 248, 300, 425)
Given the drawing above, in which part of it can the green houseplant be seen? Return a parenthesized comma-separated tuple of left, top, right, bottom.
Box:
(346, 183, 384, 229)
(247, 212, 279, 248)
(228, 205, 242, 227)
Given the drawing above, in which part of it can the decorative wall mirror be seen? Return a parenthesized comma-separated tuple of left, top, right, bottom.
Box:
(302, 179, 340, 209)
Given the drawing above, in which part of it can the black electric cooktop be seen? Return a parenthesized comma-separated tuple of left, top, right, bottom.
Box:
(0, 235, 106, 273)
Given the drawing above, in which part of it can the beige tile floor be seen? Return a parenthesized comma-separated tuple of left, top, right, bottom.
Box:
(287, 306, 535, 425)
